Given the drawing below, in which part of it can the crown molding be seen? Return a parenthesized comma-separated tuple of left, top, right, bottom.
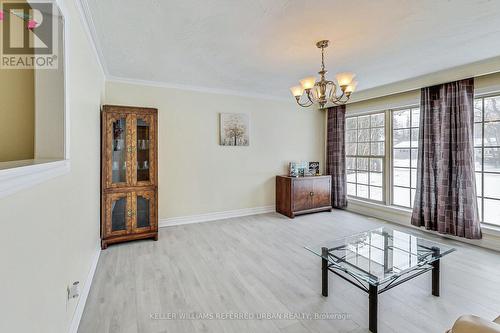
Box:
(106, 75, 290, 102)
(348, 56, 500, 104)
(75, 0, 108, 76)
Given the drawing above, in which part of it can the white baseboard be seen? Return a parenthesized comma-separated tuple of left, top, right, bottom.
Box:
(159, 205, 275, 227)
(68, 245, 101, 333)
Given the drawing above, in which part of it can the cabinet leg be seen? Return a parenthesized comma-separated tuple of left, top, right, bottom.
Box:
(101, 241, 108, 250)
(154, 234, 159, 241)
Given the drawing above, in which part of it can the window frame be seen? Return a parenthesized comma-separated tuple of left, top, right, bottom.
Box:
(390, 106, 420, 209)
(474, 93, 500, 227)
(345, 111, 386, 204)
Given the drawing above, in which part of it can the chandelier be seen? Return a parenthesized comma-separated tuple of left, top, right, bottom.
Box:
(290, 40, 357, 109)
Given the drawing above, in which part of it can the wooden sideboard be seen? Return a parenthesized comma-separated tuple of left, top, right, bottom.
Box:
(275, 175, 332, 218)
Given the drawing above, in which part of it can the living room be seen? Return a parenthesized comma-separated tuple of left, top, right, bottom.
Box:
(1, 1, 500, 333)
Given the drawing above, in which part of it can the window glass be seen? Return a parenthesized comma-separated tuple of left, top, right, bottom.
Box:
(392, 108, 419, 208)
(346, 112, 385, 202)
(475, 95, 500, 226)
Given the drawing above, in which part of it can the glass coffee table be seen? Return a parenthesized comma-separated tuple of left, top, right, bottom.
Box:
(305, 227, 455, 333)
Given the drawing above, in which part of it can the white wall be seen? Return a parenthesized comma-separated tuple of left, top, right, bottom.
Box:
(0, 0, 105, 332)
(105, 81, 325, 219)
(35, 14, 65, 160)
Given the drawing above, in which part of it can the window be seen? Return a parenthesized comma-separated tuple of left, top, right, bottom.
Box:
(391, 108, 420, 208)
(474, 95, 500, 226)
(346, 113, 385, 202)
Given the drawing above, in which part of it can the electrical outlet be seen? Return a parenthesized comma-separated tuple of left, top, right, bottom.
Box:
(67, 281, 80, 300)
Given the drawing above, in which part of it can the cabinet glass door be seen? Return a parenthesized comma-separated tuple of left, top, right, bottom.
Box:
(133, 114, 154, 186)
(105, 192, 130, 237)
(112, 118, 127, 183)
(132, 190, 156, 232)
(106, 113, 132, 188)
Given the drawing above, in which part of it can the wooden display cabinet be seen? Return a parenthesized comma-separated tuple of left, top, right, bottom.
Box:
(101, 105, 158, 249)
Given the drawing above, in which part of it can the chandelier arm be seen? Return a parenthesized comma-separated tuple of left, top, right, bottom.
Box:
(298, 101, 314, 107)
(328, 82, 337, 101)
(331, 89, 346, 103)
(306, 90, 315, 104)
(330, 93, 351, 106)
(295, 94, 314, 107)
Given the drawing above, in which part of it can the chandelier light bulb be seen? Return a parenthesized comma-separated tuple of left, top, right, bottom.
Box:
(345, 81, 358, 93)
(300, 76, 317, 90)
(336, 72, 355, 87)
(290, 85, 304, 97)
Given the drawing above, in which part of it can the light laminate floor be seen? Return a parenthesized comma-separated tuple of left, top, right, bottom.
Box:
(78, 210, 500, 333)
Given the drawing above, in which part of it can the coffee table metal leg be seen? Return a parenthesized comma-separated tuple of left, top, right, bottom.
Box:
(431, 247, 441, 297)
(321, 247, 328, 297)
(432, 258, 440, 296)
(369, 284, 378, 333)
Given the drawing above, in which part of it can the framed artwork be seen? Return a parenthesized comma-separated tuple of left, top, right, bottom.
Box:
(309, 162, 320, 175)
(220, 113, 249, 146)
(289, 161, 308, 177)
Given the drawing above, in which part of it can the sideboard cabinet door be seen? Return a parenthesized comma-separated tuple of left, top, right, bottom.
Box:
(312, 177, 332, 208)
(292, 179, 313, 212)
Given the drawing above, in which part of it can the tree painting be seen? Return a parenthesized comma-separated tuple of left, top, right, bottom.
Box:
(220, 113, 249, 146)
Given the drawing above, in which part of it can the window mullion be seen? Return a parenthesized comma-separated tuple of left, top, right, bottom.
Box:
(385, 109, 392, 206)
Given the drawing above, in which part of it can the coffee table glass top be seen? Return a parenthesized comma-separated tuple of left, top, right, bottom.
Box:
(305, 227, 455, 286)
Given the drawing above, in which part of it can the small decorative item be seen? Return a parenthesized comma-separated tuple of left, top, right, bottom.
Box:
(309, 162, 320, 175)
(220, 113, 249, 146)
(290, 161, 309, 177)
(298, 167, 305, 177)
(289, 162, 299, 177)
(298, 161, 309, 176)
(27, 19, 37, 30)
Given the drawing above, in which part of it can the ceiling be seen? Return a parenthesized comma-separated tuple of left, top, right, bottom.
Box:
(84, 0, 500, 98)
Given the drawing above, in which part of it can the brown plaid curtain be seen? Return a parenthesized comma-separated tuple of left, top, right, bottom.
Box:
(326, 105, 347, 208)
(411, 78, 482, 239)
